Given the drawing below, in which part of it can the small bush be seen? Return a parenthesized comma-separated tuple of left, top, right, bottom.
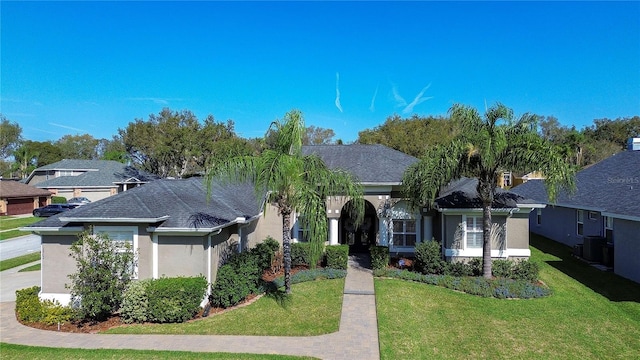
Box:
(210, 251, 263, 308)
(370, 246, 390, 270)
(251, 236, 280, 271)
(15, 286, 45, 323)
(146, 276, 207, 323)
(325, 245, 349, 270)
(120, 279, 151, 324)
(445, 261, 473, 277)
(41, 300, 74, 326)
(512, 260, 540, 282)
(291, 242, 312, 266)
(414, 240, 445, 275)
(51, 196, 67, 204)
(492, 259, 513, 278)
(468, 258, 483, 276)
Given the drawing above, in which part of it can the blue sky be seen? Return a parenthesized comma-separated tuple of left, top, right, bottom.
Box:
(2, 1, 639, 143)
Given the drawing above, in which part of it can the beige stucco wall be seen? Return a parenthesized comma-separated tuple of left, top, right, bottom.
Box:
(157, 235, 207, 278)
(41, 234, 78, 294)
(506, 212, 530, 249)
(251, 203, 284, 245)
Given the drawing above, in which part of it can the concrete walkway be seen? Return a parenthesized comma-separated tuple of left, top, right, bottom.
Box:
(0, 255, 380, 360)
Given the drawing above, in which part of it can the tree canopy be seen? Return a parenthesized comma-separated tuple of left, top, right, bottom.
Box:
(0, 115, 22, 159)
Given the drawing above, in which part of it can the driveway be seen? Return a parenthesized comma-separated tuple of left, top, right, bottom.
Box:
(0, 262, 40, 302)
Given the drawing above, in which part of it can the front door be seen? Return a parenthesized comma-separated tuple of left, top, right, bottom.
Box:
(341, 201, 377, 254)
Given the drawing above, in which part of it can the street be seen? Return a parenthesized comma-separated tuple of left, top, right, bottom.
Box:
(0, 234, 41, 261)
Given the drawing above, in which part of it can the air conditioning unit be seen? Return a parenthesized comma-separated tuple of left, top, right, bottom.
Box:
(583, 236, 606, 262)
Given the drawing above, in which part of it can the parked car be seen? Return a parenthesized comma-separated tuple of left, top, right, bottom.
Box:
(33, 204, 75, 217)
(68, 197, 91, 205)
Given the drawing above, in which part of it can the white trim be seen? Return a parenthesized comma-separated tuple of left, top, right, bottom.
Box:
(152, 233, 159, 279)
(60, 216, 170, 223)
(207, 234, 212, 296)
(21, 226, 84, 234)
(445, 248, 531, 258)
(462, 214, 483, 249)
(39, 292, 72, 306)
(601, 212, 640, 222)
(437, 208, 519, 215)
(147, 227, 223, 235)
(517, 203, 546, 209)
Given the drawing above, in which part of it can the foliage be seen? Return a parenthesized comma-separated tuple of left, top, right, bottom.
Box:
(12, 140, 63, 178)
(403, 103, 575, 278)
(15, 286, 74, 325)
(370, 245, 390, 270)
(0, 114, 22, 159)
(491, 259, 513, 278)
(324, 245, 348, 270)
(291, 242, 312, 266)
(120, 108, 251, 178)
(56, 134, 99, 159)
(250, 236, 280, 271)
(358, 114, 460, 158)
(146, 276, 208, 323)
(491, 259, 540, 282)
(303, 125, 336, 145)
(206, 109, 364, 293)
(374, 269, 550, 299)
(414, 240, 445, 275)
(270, 268, 347, 288)
(51, 196, 67, 204)
(210, 251, 263, 308)
(120, 279, 151, 324)
(66, 230, 136, 321)
(444, 261, 473, 277)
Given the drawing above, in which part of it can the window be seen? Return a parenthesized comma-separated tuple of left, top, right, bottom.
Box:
(293, 215, 310, 242)
(58, 170, 74, 177)
(392, 220, 416, 247)
(577, 210, 584, 236)
(536, 208, 542, 226)
(604, 216, 614, 242)
(464, 215, 483, 248)
(94, 226, 138, 278)
(589, 211, 598, 221)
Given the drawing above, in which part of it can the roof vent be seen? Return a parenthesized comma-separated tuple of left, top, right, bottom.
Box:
(628, 137, 640, 151)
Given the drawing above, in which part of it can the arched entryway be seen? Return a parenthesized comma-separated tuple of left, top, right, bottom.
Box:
(340, 200, 377, 254)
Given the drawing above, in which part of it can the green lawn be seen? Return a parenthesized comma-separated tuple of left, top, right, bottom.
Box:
(104, 278, 344, 336)
(19, 263, 41, 272)
(0, 343, 318, 360)
(375, 234, 640, 359)
(0, 216, 42, 231)
(0, 252, 41, 272)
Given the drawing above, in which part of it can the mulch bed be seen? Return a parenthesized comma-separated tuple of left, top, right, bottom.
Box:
(19, 265, 310, 333)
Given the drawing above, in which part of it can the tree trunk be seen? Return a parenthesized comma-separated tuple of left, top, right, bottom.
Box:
(282, 209, 293, 294)
(482, 201, 493, 279)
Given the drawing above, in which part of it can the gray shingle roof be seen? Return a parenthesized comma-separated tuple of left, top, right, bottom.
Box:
(511, 150, 640, 218)
(301, 144, 418, 183)
(26, 177, 263, 230)
(434, 177, 535, 209)
(33, 160, 159, 188)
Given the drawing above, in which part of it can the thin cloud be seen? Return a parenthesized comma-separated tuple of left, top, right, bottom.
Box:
(402, 83, 433, 114)
(48, 122, 87, 133)
(335, 72, 343, 113)
(370, 85, 379, 112)
(127, 97, 181, 105)
(391, 84, 407, 107)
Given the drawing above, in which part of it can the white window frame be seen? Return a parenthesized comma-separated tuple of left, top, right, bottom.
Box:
(536, 208, 542, 226)
(389, 201, 420, 249)
(577, 210, 584, 236)
(462, 215, 483, 249)
(588, 211, 598, 221)
(392, 219, 417, 247)
(94, 226, 138, 279)
(604, 216, 613, 230)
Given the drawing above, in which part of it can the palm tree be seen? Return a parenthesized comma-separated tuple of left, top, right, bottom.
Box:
(403, 103, 574, 278)
(206, 109, 363, 293)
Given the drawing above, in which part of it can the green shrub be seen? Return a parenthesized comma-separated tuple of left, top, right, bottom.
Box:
(51, 196, 67, 204)
(445, 261, 473, 277)
(251, 236, 280, 271)
(41, 299, 74, 326)
(468, 258, 483, 276)
(210, 251, 263, 308)
(414, 240, 445, 275)
(370, 246, 390, 270)
(512, 260, 540, 282)
(492, 259, 513, 278)
(146, 276, 207, 323)
(15, 286, 45, 323)
(291, 242, 312, 266)
(325, 245, 348, 270)
(120, 279, 151, 324)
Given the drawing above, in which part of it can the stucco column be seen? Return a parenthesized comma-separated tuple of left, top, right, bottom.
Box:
(379, 216, 389, 246)
(329, 218, 339, 245)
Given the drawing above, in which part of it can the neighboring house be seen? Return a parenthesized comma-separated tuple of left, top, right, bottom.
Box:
(511, 138, 640, 284)
(24, 159, 159, 202)
(25, 144, 541, 305)
(0, 180, 52, 216)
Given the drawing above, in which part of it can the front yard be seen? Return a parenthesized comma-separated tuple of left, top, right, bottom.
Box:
(376, 234, 640, 359)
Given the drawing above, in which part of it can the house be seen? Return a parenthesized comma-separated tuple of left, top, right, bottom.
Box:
(24, 159, 159, 202)
(24, 144, 541, 305)
(511, 138, 640, 284)
(0, 180, 52, 216)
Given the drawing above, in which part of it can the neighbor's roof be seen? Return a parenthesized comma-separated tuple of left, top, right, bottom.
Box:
(25, 177, 263, 230)
(511, 150, 640, 219)
(434, 177, 538, 210)
(301, 144, 418, 184)
(0, 180, 52, 198)
(31, 160, 159, 188)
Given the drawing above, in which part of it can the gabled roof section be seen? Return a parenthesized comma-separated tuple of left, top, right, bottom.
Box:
(511, 150, 640, 219)
(301, 144, 418, 184)
(434, 177, 537, 209)
(25, 177, 263, 230)
(32, 160, 159, 188)
(0, 180, 52, 198)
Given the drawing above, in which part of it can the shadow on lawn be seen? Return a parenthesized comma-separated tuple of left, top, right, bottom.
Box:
(531, 234, 640, 303)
